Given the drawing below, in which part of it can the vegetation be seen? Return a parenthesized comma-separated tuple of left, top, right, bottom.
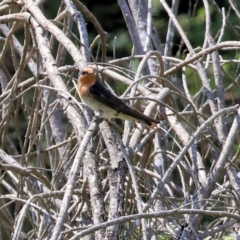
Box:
(0, 0, 240, 239)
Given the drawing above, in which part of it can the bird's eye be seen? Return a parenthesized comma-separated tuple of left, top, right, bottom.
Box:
(81, 71, 87, 75)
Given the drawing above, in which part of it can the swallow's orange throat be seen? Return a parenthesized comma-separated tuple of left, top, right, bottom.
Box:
(78, 68, 96, 96)
(79, 69, 96, 87)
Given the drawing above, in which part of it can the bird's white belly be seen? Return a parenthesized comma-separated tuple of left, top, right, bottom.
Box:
(81, 95, 116, 118)
(81, 95, 136, 121)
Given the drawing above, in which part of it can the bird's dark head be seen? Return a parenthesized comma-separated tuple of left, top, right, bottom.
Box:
(80, 67, 95, 76)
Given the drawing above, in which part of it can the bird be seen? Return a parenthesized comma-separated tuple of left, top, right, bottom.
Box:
(76, 67, 160, 127)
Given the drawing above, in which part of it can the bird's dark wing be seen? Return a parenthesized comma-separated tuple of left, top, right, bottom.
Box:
(88, 81, 131, 112)
(88, 81, 159, 125)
